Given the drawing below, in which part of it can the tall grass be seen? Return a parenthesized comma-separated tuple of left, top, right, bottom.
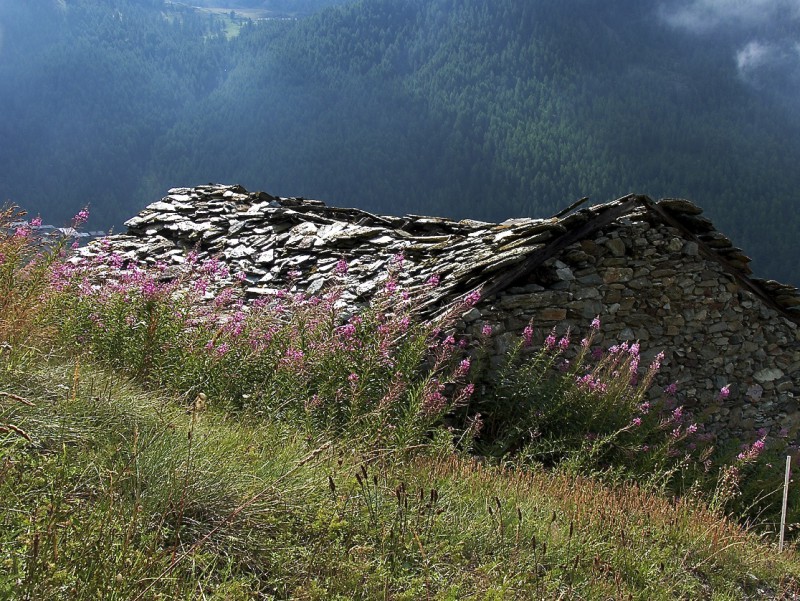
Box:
(2, 209, 800, 598)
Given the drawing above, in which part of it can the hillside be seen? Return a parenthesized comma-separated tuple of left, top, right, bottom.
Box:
(3, 205, 800, 599)
(1, 0, 799, 282)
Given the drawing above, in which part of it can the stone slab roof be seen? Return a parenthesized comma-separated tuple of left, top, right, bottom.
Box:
(98, 184, 799, 321)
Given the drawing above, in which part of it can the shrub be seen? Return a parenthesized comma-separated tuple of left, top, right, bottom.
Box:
(0, 206, 69, 351)
(45, 250, 476, 449)
(468, 317, 713, 489)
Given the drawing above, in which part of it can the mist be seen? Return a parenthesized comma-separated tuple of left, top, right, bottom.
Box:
(658, 0, 800, 110)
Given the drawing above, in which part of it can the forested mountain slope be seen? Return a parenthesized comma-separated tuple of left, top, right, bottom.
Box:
(1, 0, 799, 283)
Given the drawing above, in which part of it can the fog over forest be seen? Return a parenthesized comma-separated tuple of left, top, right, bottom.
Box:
(1, 0, 799, 283)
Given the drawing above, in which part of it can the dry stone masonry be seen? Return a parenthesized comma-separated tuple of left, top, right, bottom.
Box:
(93, 184, 800, 442)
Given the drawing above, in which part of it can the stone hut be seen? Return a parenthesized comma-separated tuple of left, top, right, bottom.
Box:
(98, 184, 800, 441)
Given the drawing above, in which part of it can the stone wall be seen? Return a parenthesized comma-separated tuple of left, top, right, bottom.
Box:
(461, 212, 800, 442)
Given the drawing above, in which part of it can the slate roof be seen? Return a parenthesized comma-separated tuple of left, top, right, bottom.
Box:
(103, 184, 800, 321)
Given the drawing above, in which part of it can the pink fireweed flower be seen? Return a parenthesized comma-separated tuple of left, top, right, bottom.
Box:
(630, 417, 642, 427)
(481, 324, 493, 337)
(73, 208, 90, 226)
(664, 382, 678, 396)
(581, 337, 590, 349)
(30, 217, 42, 227)
(348, 373, 359, 385)
(650, 351, 665, 372)
(545, 328, 557, 350)
(420, 388, 448, 417)
(639, 401, 651, 414)
(426, 274, 441, 287)
(672, 406, 684, 421)
(338, 323, 357, 339)
(283, 348, 304, 363)
(457, 358, 471, 376)
(14, 227, 30, 238)
(686, 423, 698, 435)
(737, 437, 767, 462)
(235, 271, 248, 282)
(215, 343, 230, 356)
(718, 385, 730, 401)
(558, 330, 570, 351)
(523, 325, 534, 347)
(464, 289, 481, 307)
(391, 252, 405, 268)
(443, 335, 456, 346)
(629, 342, 640, 357)
(335, 258, 348, 275)
(385, 279, 398, 293)
(590, 315, 601, 330)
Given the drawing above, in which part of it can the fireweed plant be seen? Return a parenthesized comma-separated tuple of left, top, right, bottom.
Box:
(469, 317, 719, 489)
(46, 249, 478, 448)
(0, 205, 79, 350)
(23, 224, 793, 525)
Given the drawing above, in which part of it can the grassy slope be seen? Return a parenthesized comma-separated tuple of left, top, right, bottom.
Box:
(2, 359, 799, 600)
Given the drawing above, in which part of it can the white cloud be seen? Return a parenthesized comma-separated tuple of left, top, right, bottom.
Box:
(659, 0, 800, 33)
(736, 41, 775, 73)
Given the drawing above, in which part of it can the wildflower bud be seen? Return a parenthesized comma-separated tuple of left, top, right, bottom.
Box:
(590, 315, 601, 330)
(481, 324, 493, 337)
(718, 385, 730, 401)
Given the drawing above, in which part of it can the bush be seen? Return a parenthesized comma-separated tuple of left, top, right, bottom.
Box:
(468, 317, 714, 490)
(45, 251, 476, 449)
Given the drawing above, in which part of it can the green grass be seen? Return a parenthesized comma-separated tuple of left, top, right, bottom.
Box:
(3, 209, 800, 598)
(2, 358, 799, 599)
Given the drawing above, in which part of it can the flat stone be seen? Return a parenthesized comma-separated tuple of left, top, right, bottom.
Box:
(754, 368, 784, 383)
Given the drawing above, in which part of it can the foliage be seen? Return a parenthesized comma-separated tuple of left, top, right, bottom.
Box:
(3, 214, 800, 597)
(3, 363, 800, 599)
(46, 249, 475, 448)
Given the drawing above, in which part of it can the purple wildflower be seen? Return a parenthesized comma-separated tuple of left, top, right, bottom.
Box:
(591, 315, 601, 330)
(523, 325, 534, 347)
(335, 258, 349, 275)
(718, 385, 730, 401)
(73, 208, 90, 226)
(464, 289, 481, 307)
(426, 274, 441, 287)
(481, 324, 493, 337)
